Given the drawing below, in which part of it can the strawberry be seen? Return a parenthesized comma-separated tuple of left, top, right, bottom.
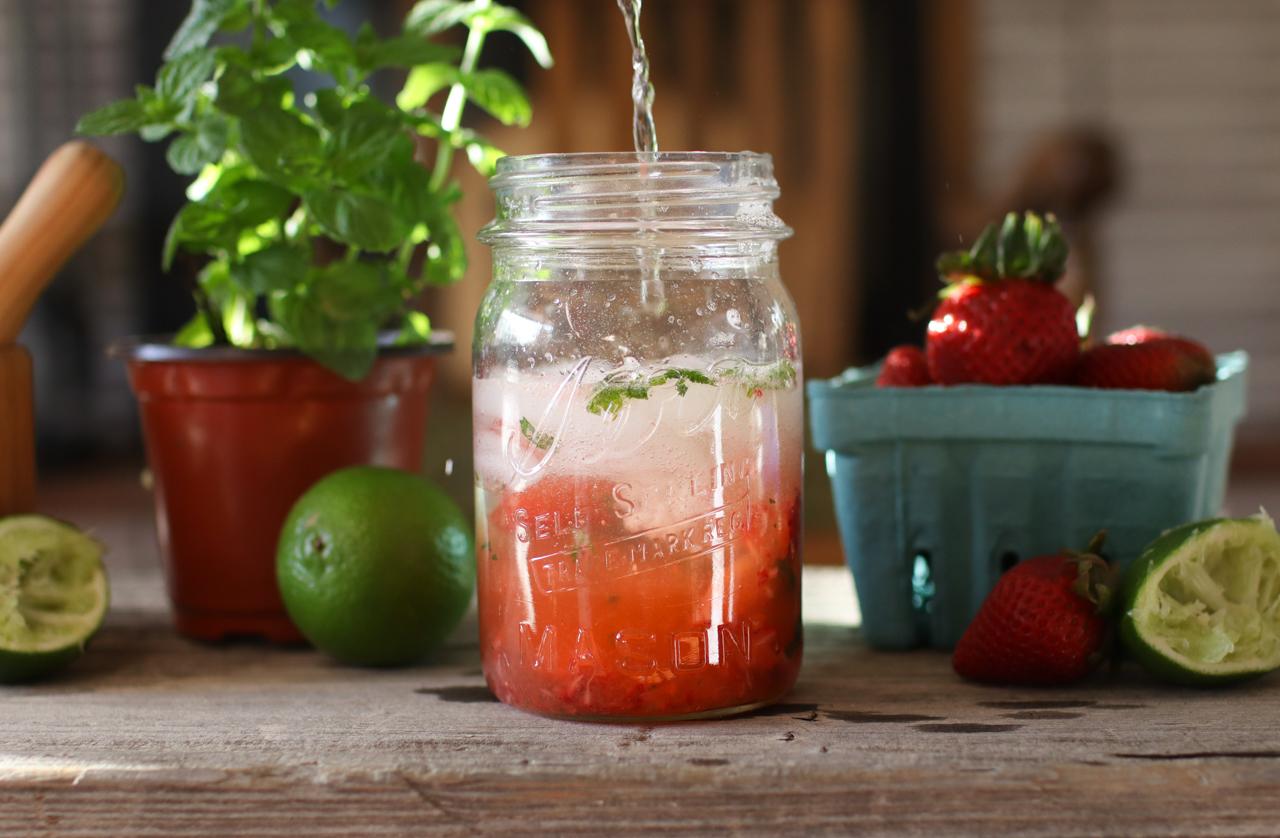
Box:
(1075, 337, 1215, 392)
(1105, 325, 1167, 346)
(927, 212, 1079, 385)
(876, 345, 931, 387)
(953, 534, 1116, 686)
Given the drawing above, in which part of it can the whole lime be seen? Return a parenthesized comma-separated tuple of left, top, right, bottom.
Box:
(276, 467, 474, 666)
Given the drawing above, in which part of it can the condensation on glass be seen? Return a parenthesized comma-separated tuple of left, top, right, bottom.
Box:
(473, 152, 802, 720)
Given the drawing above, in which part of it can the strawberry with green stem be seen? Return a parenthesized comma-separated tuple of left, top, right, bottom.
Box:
(953, 533, 1117, 686)
(928, 212, 1080, 385)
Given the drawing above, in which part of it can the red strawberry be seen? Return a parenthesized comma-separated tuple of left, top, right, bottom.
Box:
(1075, 338, 1215, 392)
(876, 345, 931, 387)
(953, 534, 1115, 686)
(927, 212, 1079, 385)
(1105, 325, 1167, 346)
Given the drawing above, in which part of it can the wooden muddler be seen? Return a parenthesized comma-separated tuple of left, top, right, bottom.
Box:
(0, 141, 124, 515)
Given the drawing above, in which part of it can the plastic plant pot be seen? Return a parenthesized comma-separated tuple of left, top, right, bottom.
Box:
(116, 335, 452, 643)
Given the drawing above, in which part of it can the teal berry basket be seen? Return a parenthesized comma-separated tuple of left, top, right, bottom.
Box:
(808, 351, 1249, 651)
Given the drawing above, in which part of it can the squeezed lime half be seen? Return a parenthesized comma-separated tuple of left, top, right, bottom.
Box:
(1121, 514, 1280, 685)
(0, 515, 109, 683)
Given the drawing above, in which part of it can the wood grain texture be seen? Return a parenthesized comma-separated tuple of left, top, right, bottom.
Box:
(0, 343, 34, 515)
(0, 141, 124, 342)
(2, 471, 1276, 836)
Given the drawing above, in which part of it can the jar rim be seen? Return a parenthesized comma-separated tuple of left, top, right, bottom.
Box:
(479, 150, 791, 248)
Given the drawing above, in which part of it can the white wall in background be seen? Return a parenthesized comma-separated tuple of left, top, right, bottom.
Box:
(976, 0, 1280, 442)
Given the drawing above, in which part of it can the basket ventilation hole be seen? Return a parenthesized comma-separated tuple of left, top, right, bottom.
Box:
(911, 552, 934, 614)
(999, 551, 1020, 574)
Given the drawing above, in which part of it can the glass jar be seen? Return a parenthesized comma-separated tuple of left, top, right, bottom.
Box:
(473, 152, 802, 721)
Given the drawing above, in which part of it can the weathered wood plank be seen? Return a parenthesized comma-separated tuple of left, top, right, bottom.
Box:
(0, 471, 1275, 835)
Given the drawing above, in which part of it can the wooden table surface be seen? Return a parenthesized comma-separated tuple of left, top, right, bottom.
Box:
(3, 470, 1280, 837)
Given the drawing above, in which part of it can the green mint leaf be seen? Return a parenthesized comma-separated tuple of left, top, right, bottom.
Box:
(173, 312, 215, 348)
(395, 310, 431, 345)
(166, 0, 247, 60)
(355, 28, 460, 74)
(422, 201, 467, 284)
(140, 123, 176, 142)
(220, 178, 296, 226)
(238, 106, 323, 179)
(213, 62, 291, 117)
(470, 5, 553, 68)
(464, 138, 505, 176)
(289, 19, 357, 72)
(164, 202, 234, 268)
(75, 99, 151, 136)
(268, 0, 320, 25)
(311, 262, 402, 321)
(586, 368, 712, 419)
(461, 68, 531, 127)
(270, 290, 379, 380)
(231, 243, 308, 295)
(157, 48, 217, 105)
(166, 135, 211, 175)
(304, 190, 406, 252)
(164, 175, 294, 269)
(328, 97, 413, 180)
(396, 63, 460, 111)
(165, 113, 228, 175)
(250, 37, 301, 74)
(404, 0, 476, 36)
(520, 417, 554, 450)
(719, 360, 797, 396)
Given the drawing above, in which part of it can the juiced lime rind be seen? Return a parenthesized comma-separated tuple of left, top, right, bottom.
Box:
(0, 515, 109, 684)
(1121, 514, 1280, 686)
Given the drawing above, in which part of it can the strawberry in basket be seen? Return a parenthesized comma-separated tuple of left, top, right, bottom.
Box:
(927, 212, 1080, 386)
(1074, 326, 1217, 392)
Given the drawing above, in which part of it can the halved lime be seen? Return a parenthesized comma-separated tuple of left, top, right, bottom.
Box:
(1121, 514, 1280, 685)
(0, 515, 109, 683)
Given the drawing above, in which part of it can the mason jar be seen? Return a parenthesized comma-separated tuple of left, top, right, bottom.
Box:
(473, 152, 802, 720)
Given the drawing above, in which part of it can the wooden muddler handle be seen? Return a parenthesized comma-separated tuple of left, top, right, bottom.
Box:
(0, 141, 124, 342)
(0, 345, 34, 515)
(0, 141, 123, 514)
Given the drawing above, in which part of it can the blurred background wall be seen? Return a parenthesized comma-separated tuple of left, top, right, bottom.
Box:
(4, 0, 1279, 549)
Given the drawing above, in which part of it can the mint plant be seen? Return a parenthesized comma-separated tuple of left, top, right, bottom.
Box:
(77, 0, 551, 379)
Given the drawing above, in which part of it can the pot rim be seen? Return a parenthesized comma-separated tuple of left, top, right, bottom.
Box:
(108, 331, 455, 363)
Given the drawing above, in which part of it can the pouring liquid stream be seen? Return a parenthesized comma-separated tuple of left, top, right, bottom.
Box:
(616, 0, 665, 312)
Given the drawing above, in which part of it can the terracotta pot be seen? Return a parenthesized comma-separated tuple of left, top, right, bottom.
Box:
(115, 336, 453, 643)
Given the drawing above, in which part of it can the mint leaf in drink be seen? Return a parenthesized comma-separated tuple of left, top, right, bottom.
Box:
(587, 368, 713, 419)
(719, 360, 798, 396)
(520, 418, 554, 450)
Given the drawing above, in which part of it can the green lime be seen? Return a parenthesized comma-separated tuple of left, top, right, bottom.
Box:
(276, 467, 474, 667)
(0, 515, 109, 684)
(1121, 514, 1280, 685)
